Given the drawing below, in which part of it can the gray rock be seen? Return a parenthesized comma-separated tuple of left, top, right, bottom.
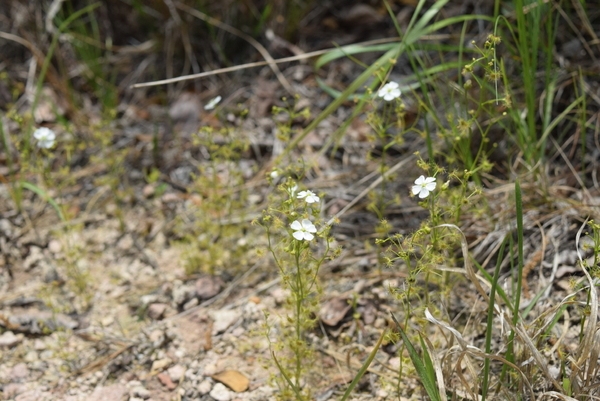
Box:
(172, 284, 195, 306)
(88, 384, 128, 401)
(210, 309, 241, 335)
(147, 303, 167, 320)
(131, 385, 151, 399)
(10, 363, 30, 382)
(167, 364, 186, 382)
(0, 331, 23, 347)
(197, 379, 212, 395)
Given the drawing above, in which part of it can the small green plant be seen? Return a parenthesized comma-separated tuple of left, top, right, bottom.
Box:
(175, 123, 251, 275)
(391, 312, 443, 401)
(259, 177, 334, 401)
(364, 81, 405, 267)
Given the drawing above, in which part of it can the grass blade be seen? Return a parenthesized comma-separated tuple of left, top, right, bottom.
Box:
(20, 181, 66, 222)
(340, 329, 387, 401)
(482, 236, 508, 401)
(390, 312, 441, 401)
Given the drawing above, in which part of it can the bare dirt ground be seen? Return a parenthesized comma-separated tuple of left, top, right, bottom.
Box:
(0, 68, 429, 400)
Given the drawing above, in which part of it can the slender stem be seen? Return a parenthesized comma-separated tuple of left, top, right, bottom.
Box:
(294, 243, 303, 389)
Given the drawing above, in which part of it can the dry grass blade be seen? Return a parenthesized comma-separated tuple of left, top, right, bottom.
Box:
(174, 1, 293, 95)
(326, 154, 416, 226)
(570, 0, 600, 58)
(454, 352, 480, 401)
(425, 308, 470, 351)
(435, 224, 490, 303)
(538, 391, 579, 401)
(0, 31, 68, 107)
(554, 3, 597, 63)
(572, 218, 599, 390)
(130, 37, 401, 88)
(506, 317, 563, 391)
(426, 306, 537, 400)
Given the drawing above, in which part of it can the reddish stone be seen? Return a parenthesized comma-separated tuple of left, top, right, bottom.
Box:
(157, 372, 177, 390)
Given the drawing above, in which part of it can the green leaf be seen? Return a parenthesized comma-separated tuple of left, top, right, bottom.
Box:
(20, 181, 66, 222)
(391, 313, 441, 401)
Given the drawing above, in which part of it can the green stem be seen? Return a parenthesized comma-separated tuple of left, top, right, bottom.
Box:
(294, 243, 303, 389)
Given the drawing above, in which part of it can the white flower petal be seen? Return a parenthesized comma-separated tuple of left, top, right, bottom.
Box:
(290, 220, 302, 230)
(303, 232, 314, 241)
(204, 95, 222, 110)
(414, 175, 425, 185)
(418, 189, 430, 198)
(292, 231, 305, 241)
(301, 219, 316, 232)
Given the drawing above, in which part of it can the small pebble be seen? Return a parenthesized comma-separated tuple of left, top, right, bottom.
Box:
(197, 379, 212, 395)
(210, 309, 241, 335)
(147, 303, 167, 320)
(183, 297, 199, 310)
(24, 351, 38, 362)
(209, 383, 232, 401)
(131, 385, 151, 399)
(157, 372, 176, 390)
(48, 239, 62, 254)
(203, 363, 217, 376)
(151, 358, 172, 372)
(10, 363, 29, 381)
(40, 350, 54, 359)
(168, 364, 186, 382)
(0, 331, 23, 348)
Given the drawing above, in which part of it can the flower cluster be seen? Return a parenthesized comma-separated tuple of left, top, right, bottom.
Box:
(288, 188, 321, 241)
(378, 81, 401, 101)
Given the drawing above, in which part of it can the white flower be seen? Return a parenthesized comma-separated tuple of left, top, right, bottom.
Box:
(377, 81, 401, 101)
(270, 170, 279, 179)
(33, 127, 56, 149)
(412, 175, 436, 199)
(204, 95, 222, 110)
(289, 184, 298, 197)
(297, 190, 320, 204)
(290, 219, 317, 241)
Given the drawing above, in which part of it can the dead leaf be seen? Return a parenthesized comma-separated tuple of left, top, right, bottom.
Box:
(319, 297, 351, 326)
(211, 370, 249, 392)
